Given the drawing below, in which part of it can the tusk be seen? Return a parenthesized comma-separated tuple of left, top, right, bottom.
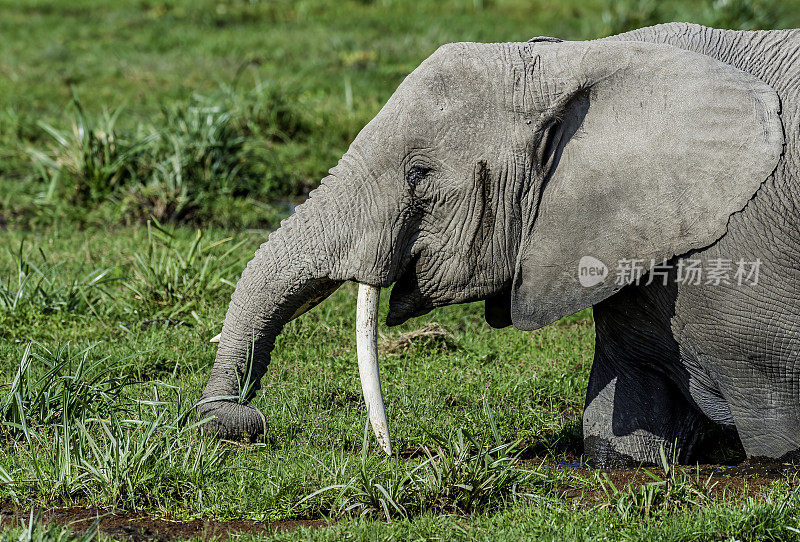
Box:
(210, 333, 221, 343)
(356, 284, 393, 455)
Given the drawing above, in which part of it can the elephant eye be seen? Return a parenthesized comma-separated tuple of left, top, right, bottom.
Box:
(406, 165, 431, 189)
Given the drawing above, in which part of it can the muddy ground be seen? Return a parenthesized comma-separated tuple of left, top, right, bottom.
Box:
(548, 460, 798, 504)
(0, 507, 328, 541)
(2, 461, 796, 541)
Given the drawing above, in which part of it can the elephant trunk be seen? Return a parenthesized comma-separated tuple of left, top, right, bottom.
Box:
(197, 182, 346, 441)
(197, 174, 394, 451)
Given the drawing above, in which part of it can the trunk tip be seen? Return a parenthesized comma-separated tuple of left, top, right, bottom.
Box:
(196, 398, 267, 442)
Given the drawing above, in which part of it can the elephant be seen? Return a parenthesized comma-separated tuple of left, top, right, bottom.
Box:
(198, 22, 800, 466)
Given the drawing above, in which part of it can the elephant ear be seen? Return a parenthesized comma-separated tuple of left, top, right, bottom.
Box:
(510, 40, 783, 330)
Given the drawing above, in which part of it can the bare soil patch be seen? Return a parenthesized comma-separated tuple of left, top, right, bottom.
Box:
(538, 460, 800, 504)
(0, 506, 328, 541)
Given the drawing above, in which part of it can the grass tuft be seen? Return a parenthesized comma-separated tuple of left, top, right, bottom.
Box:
(122, 219, 245, 319)
(28, 95, 148, 205)
(26, 85, 312, 226)
(0, 242, 117, 320)
(2, 512, 98, 542)
(0, 342, 227, 510)
(0, 343, 130, 440)
(598, 446, 716, 521)
(298, 414, 544, 520)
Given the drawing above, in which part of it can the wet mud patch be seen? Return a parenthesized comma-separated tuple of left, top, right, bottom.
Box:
(532, 459, 800, 504)
(0, 507, 328, 541)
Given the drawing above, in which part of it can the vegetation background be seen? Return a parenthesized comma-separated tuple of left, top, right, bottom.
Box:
(1, 0, 800, 540)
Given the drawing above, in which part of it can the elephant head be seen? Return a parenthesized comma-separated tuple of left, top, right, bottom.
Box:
(197, 39, 783, 451)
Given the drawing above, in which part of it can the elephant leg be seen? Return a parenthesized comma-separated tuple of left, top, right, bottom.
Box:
(722, 388, 800, 462)
(671, 245, 800, 461)
(583, 347, 706, 467)
(692, 348, 800, 461)
(583, 281, 707, 467)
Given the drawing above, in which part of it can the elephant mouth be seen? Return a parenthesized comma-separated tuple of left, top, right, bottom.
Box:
(386, 264, 513, 328)
(483, 288, 513, 328)
(386, 269, 433, 326)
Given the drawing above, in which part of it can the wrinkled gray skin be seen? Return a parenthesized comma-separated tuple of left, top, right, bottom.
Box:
(198, 23, 800, 466)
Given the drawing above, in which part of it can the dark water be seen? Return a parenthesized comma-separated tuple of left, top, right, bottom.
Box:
(555, 461, 585, 470)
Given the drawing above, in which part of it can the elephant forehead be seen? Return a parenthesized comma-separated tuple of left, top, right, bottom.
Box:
(415, 44, 509, 101)
(349, 43, 513, 158)
(366, 87, 489, 150)
(403, 66, 509, 123)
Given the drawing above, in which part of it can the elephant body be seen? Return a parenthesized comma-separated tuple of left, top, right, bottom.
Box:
(585, 24, 800, 464)
(199, 23, 800, 466)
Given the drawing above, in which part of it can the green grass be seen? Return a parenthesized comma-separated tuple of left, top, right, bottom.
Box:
(1, 227, 798, 540)
(2, 0, 800, 540)
(0, 512, 99, 542)
(2, 0, 800, 228)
